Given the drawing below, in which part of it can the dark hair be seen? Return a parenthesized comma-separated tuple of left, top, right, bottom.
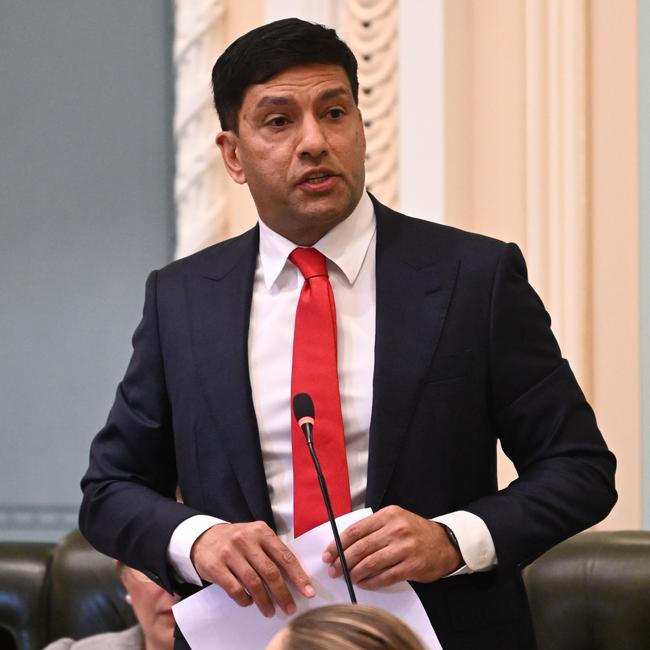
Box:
(282, 605, 425, 650)
(211, 18, 359, 133)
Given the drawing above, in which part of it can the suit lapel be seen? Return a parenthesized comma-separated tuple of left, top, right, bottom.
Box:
(186, 227, 274, 527)
(366, 202, 460, 509)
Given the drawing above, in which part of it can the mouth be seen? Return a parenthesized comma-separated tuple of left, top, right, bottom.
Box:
(298, 169, 339, 191)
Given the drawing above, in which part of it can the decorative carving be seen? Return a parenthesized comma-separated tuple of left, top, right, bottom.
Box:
(346, 0, 399, 207)
(265, 0, 347, 33)
(174, 0, 228, 259)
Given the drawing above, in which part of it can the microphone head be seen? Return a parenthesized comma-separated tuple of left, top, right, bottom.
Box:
(292, 393, 315, 422)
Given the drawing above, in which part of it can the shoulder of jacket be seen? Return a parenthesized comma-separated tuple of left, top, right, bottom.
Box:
(372, 196, 509, 254)
(158, 223, 259, 280)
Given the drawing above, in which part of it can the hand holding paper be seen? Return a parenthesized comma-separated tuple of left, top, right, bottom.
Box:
(190, 520, 315, 617)
(323, 505, 462, 588)
(173, 509, 442, 649)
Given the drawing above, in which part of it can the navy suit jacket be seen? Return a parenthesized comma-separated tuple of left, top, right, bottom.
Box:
(80, 196, 616, 649)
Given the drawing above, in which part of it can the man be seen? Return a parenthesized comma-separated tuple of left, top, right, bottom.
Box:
(80, 18, 616, 649)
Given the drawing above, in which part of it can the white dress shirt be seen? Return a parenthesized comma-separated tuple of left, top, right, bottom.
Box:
(167, 192, 496, 584)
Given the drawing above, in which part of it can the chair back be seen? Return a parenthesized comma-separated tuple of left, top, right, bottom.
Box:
(523, 530, 650, 650)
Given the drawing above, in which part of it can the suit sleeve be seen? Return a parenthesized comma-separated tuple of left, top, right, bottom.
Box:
(465, 243, 617, 568)
(79, 271, 202, 593)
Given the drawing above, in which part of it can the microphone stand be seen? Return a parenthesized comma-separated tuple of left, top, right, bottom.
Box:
(303, 423, 357, 604)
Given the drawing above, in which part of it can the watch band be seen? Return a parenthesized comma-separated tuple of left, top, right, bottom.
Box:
(440, 523, 460, 552)
(439, 523, 465, 573)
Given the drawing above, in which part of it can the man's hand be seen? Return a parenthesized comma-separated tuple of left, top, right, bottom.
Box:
(191, 522, 315, 617)
(322, 506, 463, 589)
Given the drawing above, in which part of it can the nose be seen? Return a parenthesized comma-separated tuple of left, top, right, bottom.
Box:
(298, 115, 327, 160)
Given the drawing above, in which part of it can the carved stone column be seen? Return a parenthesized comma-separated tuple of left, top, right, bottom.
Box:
(174, 0, 228, 259)
(346, 0, 400, 208)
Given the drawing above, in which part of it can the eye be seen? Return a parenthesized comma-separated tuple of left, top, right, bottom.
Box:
(267, 116, 289, 128)
(327, 108, 345, 119)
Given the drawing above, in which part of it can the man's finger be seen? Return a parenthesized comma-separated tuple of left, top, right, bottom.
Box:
(328, 528, 389, 576)
(229, 530, 295, 616)
(209, 564, 254, 609)
(265, 537, 316, 599)
(357, 562, 407, 590)
(348, 545, 404, 583)
(228, 555, 276, 617)
(322, 512, 384, 563)
(247, 547, 298, 615)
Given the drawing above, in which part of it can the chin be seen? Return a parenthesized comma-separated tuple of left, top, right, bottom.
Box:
(304, 198, 354, 222)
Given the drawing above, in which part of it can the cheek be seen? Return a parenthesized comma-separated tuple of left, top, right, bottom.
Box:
(333, 130, 365, 165)
(242, 147, 287, 182)
(127, 583, 174, 631)
(128, 592, 156, 628)
(358, 132, 367, 157)
(250, 159, 292, 195)
(353, 128, 366, 157)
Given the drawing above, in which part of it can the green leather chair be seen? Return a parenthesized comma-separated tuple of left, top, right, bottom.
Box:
(0, 542, 52, 650)
(0, 530, 135, 649)
(0, 529, 648, 649)
(523, 530, 650, 650)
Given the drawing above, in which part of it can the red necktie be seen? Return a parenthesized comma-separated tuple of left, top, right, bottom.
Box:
(290, 247, 352, 537)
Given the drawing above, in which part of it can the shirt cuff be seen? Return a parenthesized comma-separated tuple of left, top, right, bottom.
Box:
(432, 510, 498, 575)
(167, 514, 226, 585)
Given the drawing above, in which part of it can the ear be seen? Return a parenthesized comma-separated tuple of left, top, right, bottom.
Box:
(216, 131, 247, 184)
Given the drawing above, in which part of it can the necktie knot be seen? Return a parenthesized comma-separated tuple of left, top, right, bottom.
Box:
(290, 247, 328, 280)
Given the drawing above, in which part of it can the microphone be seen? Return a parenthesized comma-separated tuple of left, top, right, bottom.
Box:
(292, 393, 357, 604)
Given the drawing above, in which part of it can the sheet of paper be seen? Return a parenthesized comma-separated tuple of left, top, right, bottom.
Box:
(173, 509, 442, 649)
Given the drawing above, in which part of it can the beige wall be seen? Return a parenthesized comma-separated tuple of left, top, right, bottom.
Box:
(589, 0, 640, 529)
(444, 0, 640, 528)
(445, 0, 527, 245)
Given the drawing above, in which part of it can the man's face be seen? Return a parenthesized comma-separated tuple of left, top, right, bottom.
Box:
(120, 566, 180, 649)
(217, 64, 366, 245)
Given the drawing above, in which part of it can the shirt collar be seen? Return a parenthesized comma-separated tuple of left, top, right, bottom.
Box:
(258, 191, 376, 290)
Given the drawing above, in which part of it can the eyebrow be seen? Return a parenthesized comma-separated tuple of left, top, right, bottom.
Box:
(253, 86, 351, 112)
(254, 96, 292, 111)
(316, 86, 350, 102)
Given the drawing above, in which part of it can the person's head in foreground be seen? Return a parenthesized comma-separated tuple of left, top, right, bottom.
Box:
(118, 562, 179, 650)
(266, 604, 426, 650)
(212, 17, 366, 247)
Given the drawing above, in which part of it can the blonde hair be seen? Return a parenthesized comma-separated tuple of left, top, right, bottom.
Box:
(283, 604, 425, 650)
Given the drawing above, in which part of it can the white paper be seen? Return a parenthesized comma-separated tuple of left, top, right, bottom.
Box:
(173, 509, 442, 649)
